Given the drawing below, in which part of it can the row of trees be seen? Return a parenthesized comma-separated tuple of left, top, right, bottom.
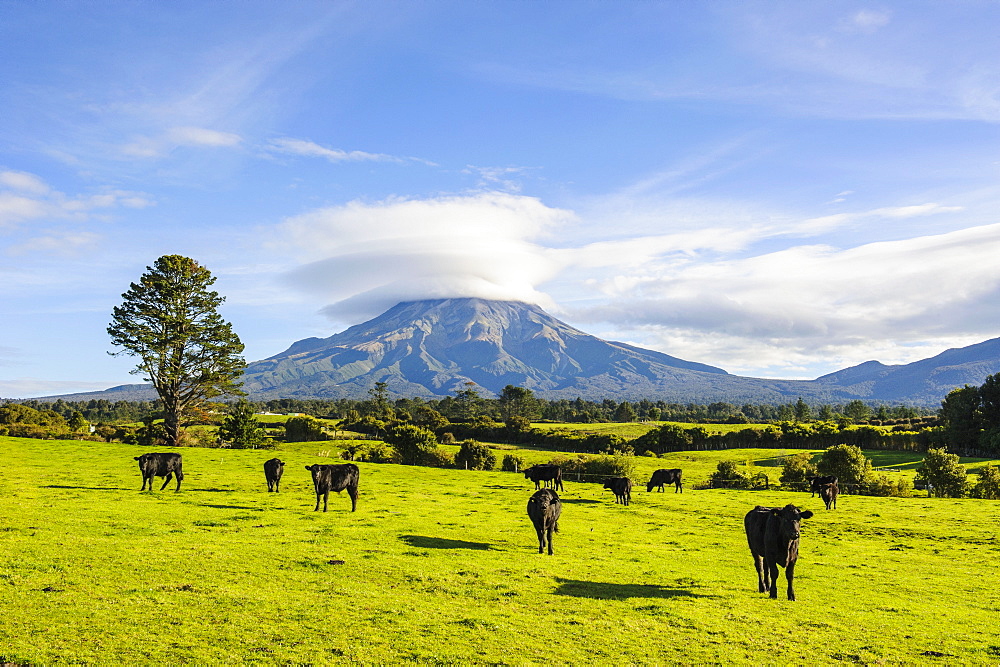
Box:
(708, 444, 1000, 499)
(939, 373, 1000, 453)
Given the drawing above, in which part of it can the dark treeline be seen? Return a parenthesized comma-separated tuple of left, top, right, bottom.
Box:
(7, 391, 933, 427)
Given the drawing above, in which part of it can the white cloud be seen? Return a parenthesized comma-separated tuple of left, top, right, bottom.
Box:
(167, 126, 243, 147)
(792, 202, 963, 235)
(0, 193, 49, 229)
(265, 137, 413, 164)
(0, 171, 154, 262)
(5, 231, 100, 257)
(275, 192, 575, 322)
(0, 170, 50, 195)
(120, 127, 243, 158)
(566, 222, 1000, 375)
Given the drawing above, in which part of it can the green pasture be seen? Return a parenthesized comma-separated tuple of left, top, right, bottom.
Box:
(3, 436, 1000, 664)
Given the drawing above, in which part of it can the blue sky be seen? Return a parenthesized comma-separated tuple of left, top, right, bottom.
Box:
(3, 1, 1000, 398)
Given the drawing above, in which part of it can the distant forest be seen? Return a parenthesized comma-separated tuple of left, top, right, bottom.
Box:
(9, 392, 934, 426)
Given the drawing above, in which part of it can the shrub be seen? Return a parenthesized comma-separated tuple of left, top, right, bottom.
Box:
(972, 466, 1000, 499)
(423, 447, 454, 468)
(284, 416, 328, 443)
(439, 432, 457, 445)
(385, 424, 440, 466)
(580, 454, 636, 480)
(708, 460, 752, 489)
(455, 440, 497, 470)
(341, 441, 395, 464)
(779, 451, 818, 491)
(501, 454, 525, 472)
(916, 448, 968, 498)
(864, 474, 912, 497)
(818, 444, 874, 492)
(217, 401, 267, 449)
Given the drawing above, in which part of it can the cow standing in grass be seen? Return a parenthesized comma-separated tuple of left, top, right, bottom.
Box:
(744, 504, 814, 601)
(820, 481, 838, 510)
(808, 475, 837, 497)
(527, 488, 562, 555)
(264, 458, 284, 493)
(646, 468, 683, 493)
(524, 464, 564, 492)
(135, 453, 183, 492)
(603, 477, 632, 505)
(305, 463, 359, 512)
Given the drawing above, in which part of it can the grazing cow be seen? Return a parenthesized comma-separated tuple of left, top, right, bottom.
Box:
(646, 468, 683, 493)
(603, 477, 632, 505)
(820, 481, 839, 510)
(744, 504, 814, 601)
(526, 488, 562, 555)
(134, 453, 183, 492)
(808, 475, 837, 497)
(523, 464, 564, 492)
(263, 458, 284, 493)
(305, 463, 359, 512)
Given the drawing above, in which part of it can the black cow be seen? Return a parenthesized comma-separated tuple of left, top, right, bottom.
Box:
(808, 475, 837, 497)
(527, 488, 562, 555)
(134, 452, 183, 492)
(744, 504, 814, 601)
(264, 458, 284, 493)
(603, 477, 632, 505)
(305, 463, 359, 512)
(523, 464, 564, 491)
(820, 481, 839, 510)
(647, 468, 683, 493)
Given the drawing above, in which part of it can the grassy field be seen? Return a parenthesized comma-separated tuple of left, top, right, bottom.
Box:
(4, 435, 1000, 664)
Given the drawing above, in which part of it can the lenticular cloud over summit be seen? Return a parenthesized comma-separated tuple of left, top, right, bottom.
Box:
(277, 192, 574, 321)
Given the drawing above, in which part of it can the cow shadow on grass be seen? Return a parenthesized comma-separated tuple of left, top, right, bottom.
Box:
(400, 535, 491, 550)
(553, 578, 712, 600)
(559, 498, 601, 504)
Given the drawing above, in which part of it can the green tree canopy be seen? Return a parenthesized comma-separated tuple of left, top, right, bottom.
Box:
(939, 385, 981, 450)
(817, 444, 874, 490)
(108, 255, 245, 447)
(218, 401, 266, 449)
(498, 385, 539, 422)
(385, 424, 439, 466)
(455, 439, 496, 470)
(916, 448, 968, 498)
(284, 415, 327, 443)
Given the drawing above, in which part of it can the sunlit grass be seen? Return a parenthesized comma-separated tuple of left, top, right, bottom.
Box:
(3, 435, 1000, 663)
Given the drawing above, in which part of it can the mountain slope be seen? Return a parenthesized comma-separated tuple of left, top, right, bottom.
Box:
(241, 298, 734, 399)
(32, 299, 1000, 406)
(815, 337, 1000, 404)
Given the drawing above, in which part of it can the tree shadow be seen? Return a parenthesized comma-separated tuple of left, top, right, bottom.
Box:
(400, 535, 491, 550)
(553, 578, 712, 600)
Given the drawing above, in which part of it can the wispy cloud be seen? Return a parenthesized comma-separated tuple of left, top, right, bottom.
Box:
(838, 9, 893, 34)
(265, 137, 433, 166)
(565, 221, 1000, 375)
(0, 171, 153, 250)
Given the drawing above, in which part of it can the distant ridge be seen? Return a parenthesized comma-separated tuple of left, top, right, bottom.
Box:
(30, 298, 1000, 406)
